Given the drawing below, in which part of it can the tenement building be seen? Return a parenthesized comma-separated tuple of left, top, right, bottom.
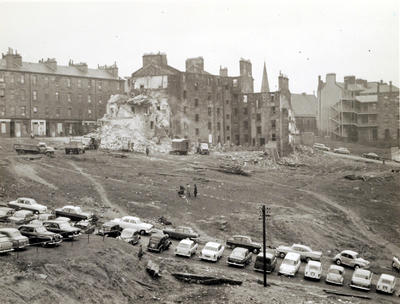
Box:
(129, 53, 296, 155)
(317, 74, 400, 145)
(291, 92, 317, 134)
(0, 48, 124, 137)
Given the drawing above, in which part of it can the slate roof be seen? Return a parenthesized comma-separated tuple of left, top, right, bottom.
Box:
(291, 93, 317, 117)
(131, 63, 181, 77)
(0, 59, 120, 80)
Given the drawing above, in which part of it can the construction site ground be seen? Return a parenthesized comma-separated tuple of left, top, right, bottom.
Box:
(0, 138, 399, 304)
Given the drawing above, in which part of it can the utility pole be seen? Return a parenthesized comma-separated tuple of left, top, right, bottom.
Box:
(260, 205, 271, 287)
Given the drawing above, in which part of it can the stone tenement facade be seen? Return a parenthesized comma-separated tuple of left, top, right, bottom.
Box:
(129, 53, 296, 155)
(0, 48, 124, 137)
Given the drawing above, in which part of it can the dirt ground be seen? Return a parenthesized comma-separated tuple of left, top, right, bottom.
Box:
(0, 138, 399, 304)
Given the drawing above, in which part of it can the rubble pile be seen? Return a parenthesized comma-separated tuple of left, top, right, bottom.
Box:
(97, 94, 171, 153)
(216, 151, 278, 169)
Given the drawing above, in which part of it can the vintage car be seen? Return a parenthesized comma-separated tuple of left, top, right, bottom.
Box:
(74, 220, 96, 234)
(0, 228, 29, 250)
(304, 260, 322, 280)
(333, 250, 370, 269)
(8, 198, 47, 214)
(8, 210, 37, 225)
(392, 256, 400, 271)
(55, 205, 93, 221)
(98, 221, 122, 237)
(376, 274, 397, 294)
(350, 268, 372, 291)
(18, 224, 63, 247)
(54, 217, 71, 223)
(200, 242, 225, 262)
(117, 228, 140, 245)
(278, 252, 301, 277)
(163, 226, 199, 240)
(333, 147, 350, 155)
(147, 233, 171, 253)
(110, 216, 153, 235)
(0, 235, 14, 253)
(253, 249, 277, 273)
(226, 235, 261, 253)
(175, 238, 198, 257)
(227, 247, 252, 267)
(313, 143, 330, 151)
(0, 207, 15, 222)
(325, 265, 345, 286)
(276, 243, 322, 261)
(36, 213, 56, 221)
(362, 152, 380, 160)
(43, 220, 81, 240)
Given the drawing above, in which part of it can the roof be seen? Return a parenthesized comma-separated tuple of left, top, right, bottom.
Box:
(0, 59, 120, 80)
(0, 228, 19, 232)
(360, 82, 399, 94)
(257, 251, 275, 258)
(356, 95, 378, 103)
(285, 252, 301, 259)
(15, 210, 33, 215)
(131, 63, 181, 77)
(62, 205, 80, 209)
(232, 247, 248, 255)
(329, 265, 344, 271)
(205, 241, 220, 248)
(121, 216, 140, 220)
(341, 250, 358, 255)
(18, 197, 36, 201)
(354, 268, 370, 275)
(291, 93, 317, 117)
(307, 260, 321, 266)
(179, 238, 194, 245)
(379, 274, 395, 280)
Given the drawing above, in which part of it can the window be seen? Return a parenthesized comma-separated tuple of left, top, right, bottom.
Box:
(195, 114, 199, 122)
(150, 121, 154, 129)
(243, 120, 248, 129)
(0, 72, 4, 82)
(67, 78, 71, 88)
(217, 108, 220, 116)
(68, 108, 72, 117)
(243, 95, 248, 103)
(0, 105, 5, 116)
(195, 128, 199, 135)
(55, 92, 59, 102)
(20, 74, 25, 84)
(55, 76, 60, 86)
(271, 106, 276, 114)
(208, 107, 211, 116)
(10, 74, 14, 83)
(32, 75, 37, 86)
(194, 98, 199, 107)
(271, 120, 276, 129)
(217, 122, 221, 130)
(0, 89, 4, 97)
(1, 122, 5, 133)
(183, 90, 187, 99)
(257, 126, 261, 134)
(88, 109, 92, 116)
(385, 129, 390, 139)
(67, 94, 72, 102)
(256, 99, 259, 109)
(208, 122, 212, 130)
(45, 107, 49, 116)
(226, 125, 230, 131)
(33, 106, 38, 113)
(208, 94, 211, 101)
(260, 138, 266, 146)
(227, 136, 230, 141)
(226, 99, 229, 104)
(44, 76, 49, 87)
(183, 106, 187, 114)
(257, 113, 261, 121)
(243, 108, 248, 115)
(88, 95, 92, 103)
(98, 98, 102, 104)
(78, 79, 82, 88)
(20, 106, 26, 116)
(272, 133, 276, 141)
(33, 90, 37, 101)
(194, 82, 198, 90)
(78, 94, 82, 102)
(184, 122, 188, 130)
(234, 108, 238, 116)
(20, 90, 25, 101)
(226, 114, 230, 120)
(244, 134, 249, 143)
(88, 80, 92, 88)
(56, 108, 60, 118)
(98, 80, 102, 89)
(233, 79, 238, 87)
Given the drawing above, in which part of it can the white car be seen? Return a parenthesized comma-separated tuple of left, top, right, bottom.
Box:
(304, 260, 322, 280)
(333, 250, 370, 269)
(350, 268, 372, 291)
(110, 216, 153, 235)
(313, 143, 330, 151)
(277, 243, 322, 261)
(325, 265, 345, 286)
(200, 241, 224, 262)
(117, 228, 140, 245)
(8, 198, 47, 214)
(333, 147, 350, 154)
(392, 256, 400, 271)
(278, 252, 301, 277)
(175, 239, 198, 257)
(376, 274, 396, 294)
(8, 210, 37, 225)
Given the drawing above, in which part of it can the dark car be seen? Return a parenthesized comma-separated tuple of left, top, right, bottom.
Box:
(362, 152, 381, 160)
(0, 228, 29, 249)
(162, 226, 199, 240)
(226, 235, 261, 254)
(147, 233, 172, 253)
(227, 247, 253, 267)
(254, 250, 278, 273)
(18, 224, 62, 247)
(74, 220, 96, 234)
(43, 220, 81, 240)
(98, 221, 122, 238)
(55, 205, 93, 222)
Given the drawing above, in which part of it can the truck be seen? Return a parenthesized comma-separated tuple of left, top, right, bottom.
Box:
(170, 138, 190, 155)
(197, 142, 210, 155)
(14, 142, 55, 156)
(65, 137, 86, 154)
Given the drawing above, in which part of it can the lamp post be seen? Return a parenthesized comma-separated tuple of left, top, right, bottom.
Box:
(259, 204, 271, 287)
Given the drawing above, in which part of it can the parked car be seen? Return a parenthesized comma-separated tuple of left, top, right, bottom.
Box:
(36, 213, 56, 221)
(333, 147, 350, 154)
(43, 220, 81, 240)
(333, 250, 370, 269)
(304, 260, 322, 281)
(54, 217, 71, 223)
(313, 143, 330, 151)
(147, 233, 171, 253)
(98, 221, 122, 237)
(278, 252, 301, 277)
(110, 216, 153, 235)
(55, 205, 93, 221)
(276, 243, 322, 261)
(198, 142, 210, 155)
(376, 274, 397, 294)
(200, 242, 225, 262)
(226, 235, 261, 254)
(175, 238, 198, 257)
(0, 228, 29, 249)
(350, 268, 372, 291)
(0, 235, 14, 253)
(227, 247, 252, 267)
(74, 220, 96, 234)
(253, 249, 277, 273)
(325, 265, 345, 286)
(18, 224, 62, 247)
(163, 226, 199, 240)
(362, 152, 380, 160)
(8, 198, 47, 214)
(392, 256, 400, 271)
(0, 207, 15, 222)
(117, 228, 140, 245)
(8, 210, 37, 225)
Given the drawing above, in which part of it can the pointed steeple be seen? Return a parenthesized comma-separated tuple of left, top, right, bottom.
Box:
(261, 61, 270, 92)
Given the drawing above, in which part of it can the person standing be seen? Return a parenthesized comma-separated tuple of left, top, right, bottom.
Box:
(138, 244, 143, 260)
(145, 146, 149, 156)
(194, 184, 198, 198)
(186, 183, 191, 197)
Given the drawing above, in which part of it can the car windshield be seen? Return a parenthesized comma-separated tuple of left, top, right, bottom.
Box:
(283, 259, 296, 266)
(151, 235, 163, 241)
(35, 226, 48, 233)
(355, 272, 369, 279)
(59, 223, 71, 229)
(178, 243, 190, 249)
(309, 265, 320, 270)
(381, 279, 392, 285)
(204, 246, 218, 251)
(9, 231, 21, 238)
(330, 269, 342, 275)
(232, 249, 246, 258)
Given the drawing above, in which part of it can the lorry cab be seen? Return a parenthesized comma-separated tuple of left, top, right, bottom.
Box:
(198, 142, 210, 155)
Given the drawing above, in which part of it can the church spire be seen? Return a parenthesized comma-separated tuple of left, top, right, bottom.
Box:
(261, 61, 270, 92)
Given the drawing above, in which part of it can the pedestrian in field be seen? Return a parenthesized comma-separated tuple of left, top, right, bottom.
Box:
(186, 183, 191, 197)
(145, 146, 150, 156)
(178, 185, 185, 197)
(138, 244, 143, 260)
(194, 184, 198, 198)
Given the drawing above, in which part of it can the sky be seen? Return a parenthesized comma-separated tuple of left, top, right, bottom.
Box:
(0, 0, 398, 94)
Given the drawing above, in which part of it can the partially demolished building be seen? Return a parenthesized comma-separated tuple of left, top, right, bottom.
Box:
(128, 53, 296, 155)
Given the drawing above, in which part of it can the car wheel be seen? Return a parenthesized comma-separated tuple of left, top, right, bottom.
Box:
(253, 249, 259, 254)
(140, 230, 145, 235)
(354, 264, 360, 269)
(335, 259, 341, 266)
(305, 257, 311, 263)
(279, 252, 286, 258)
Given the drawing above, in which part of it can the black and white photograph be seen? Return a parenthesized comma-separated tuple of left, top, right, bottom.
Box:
(0, 0, 399, 303)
